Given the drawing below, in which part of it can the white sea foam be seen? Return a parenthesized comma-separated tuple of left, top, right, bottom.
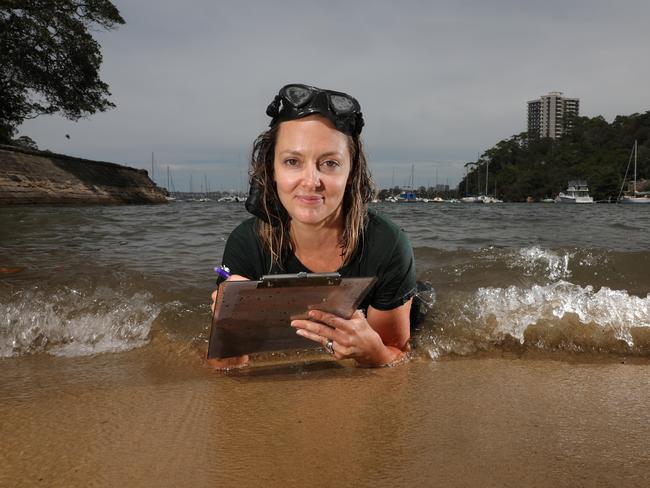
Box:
(473, 281, 650, 345)
(509, 246, 572, 281)
(1, 286, 160, 358)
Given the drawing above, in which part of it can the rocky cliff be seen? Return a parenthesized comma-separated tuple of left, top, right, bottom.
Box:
(0, 145, 167, 205)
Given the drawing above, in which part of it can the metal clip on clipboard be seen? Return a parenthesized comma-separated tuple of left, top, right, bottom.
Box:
(208, 272, 376, 359)
(257, 272, 342, 288)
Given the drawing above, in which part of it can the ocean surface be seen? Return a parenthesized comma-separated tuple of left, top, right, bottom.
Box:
(1, 201, 649, 360)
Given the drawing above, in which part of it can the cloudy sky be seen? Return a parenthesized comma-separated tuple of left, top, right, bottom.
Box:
(20, 0, 650, 192)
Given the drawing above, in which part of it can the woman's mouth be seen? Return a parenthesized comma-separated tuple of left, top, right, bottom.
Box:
(296, 195, 323, 205)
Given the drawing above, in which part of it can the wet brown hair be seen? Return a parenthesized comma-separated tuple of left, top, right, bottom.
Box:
(249, 118, 376, 269)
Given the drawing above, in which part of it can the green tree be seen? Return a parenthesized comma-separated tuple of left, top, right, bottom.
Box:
(0, 0, 124, 144)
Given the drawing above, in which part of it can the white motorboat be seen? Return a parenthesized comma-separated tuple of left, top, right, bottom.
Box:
(556, 180, 594, 204)
(461, 196, 481, 203)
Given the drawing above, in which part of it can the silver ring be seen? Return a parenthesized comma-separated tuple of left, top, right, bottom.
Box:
(325, 339, 334, 354)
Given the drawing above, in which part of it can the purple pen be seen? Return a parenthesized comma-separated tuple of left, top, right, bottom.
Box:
(214, 265, 231, 280)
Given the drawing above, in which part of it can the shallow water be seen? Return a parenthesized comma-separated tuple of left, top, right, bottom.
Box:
(1, 202, 648, 358)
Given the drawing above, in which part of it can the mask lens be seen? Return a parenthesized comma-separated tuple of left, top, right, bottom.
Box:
(283, 86, 313, 107)
(329, 95, 355, 114)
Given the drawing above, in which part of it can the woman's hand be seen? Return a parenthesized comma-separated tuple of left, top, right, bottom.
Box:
(204, 354, 250, 370)
(290, 309, 404, 367)
(206, 274, 250, 370)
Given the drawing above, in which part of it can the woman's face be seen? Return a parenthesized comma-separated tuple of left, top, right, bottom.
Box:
(273, 115, 351, 227)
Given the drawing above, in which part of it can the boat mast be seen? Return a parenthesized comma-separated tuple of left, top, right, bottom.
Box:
(617, 142, 636, 201)
(485, 159, 490, 197)
(634, 140, 637, 195)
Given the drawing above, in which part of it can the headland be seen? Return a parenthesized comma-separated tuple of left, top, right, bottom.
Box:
(0, 144, 167, 205)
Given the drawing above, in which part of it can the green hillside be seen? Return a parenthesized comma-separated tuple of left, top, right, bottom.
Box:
(460, 110, 650, 202)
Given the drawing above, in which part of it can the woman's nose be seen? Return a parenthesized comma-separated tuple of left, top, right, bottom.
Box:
(302, 164, 321, 188)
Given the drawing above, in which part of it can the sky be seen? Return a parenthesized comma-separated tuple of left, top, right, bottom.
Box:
(19, 0, 650, 192)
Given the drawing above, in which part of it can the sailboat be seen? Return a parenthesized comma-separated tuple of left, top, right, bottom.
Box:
(165, 166, 177, 201)
(619, 140, 650, 204)
(478, 160, 503, 203)
(461, 162, 481, 203)
(398, 164, 418, 202)
(198, 174, 211, 202)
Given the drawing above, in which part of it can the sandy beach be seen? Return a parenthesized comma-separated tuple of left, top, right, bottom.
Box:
(2, 341, 649, 488)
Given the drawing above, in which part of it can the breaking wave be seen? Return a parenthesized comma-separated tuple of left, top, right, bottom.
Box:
(1, 285, 160, 358)
(420, 281, 650, 358)
(2, 240, 649, 361)
(508, 246, 572, 281)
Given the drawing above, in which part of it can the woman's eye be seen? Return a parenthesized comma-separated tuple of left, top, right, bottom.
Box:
(321, 160, 340, 169)
(284, 158, 299, 167)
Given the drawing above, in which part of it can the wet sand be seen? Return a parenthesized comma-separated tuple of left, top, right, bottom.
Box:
(1, 345, 649, 488)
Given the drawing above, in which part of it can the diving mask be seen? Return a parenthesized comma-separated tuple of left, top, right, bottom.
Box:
(266, 83, 364, 137)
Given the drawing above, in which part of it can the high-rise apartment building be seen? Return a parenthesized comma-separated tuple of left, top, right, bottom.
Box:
(527, 92, 579, 139)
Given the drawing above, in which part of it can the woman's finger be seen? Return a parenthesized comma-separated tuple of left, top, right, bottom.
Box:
(307, 310, 352, 331)
(295, 328, 355, 360)
(291, 318, 336, 339)
(295, 327, 331, 346)
(204, 354, 249, 370)
(210, 289, 218, 313)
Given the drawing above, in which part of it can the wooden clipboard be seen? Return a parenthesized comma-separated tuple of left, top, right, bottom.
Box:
(207, 273, 376, 359)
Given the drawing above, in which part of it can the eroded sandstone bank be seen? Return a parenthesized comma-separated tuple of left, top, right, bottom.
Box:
(0, 145, 167, 205)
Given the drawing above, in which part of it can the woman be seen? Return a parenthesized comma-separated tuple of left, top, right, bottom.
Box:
(209, 84, 416, 369)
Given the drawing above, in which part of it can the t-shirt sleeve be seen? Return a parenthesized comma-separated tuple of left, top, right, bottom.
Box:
(219, 219, 262, 283)
(369, 226, 417, 311)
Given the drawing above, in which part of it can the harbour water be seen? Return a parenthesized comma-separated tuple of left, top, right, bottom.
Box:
(1, 202, 650, 487)
(1, 202, 648, 359)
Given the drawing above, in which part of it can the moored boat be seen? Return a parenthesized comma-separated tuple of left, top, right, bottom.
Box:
(619, 141, 650, 204)
(620, 193, 650, 204)
(556, 180, 594, 204)
(478, 195, 503, 204)
(461, 196, 481, 203)
(397, 191, 418, 203)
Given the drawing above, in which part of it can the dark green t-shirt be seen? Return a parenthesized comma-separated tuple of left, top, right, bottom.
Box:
(220, 209, 416, 311)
